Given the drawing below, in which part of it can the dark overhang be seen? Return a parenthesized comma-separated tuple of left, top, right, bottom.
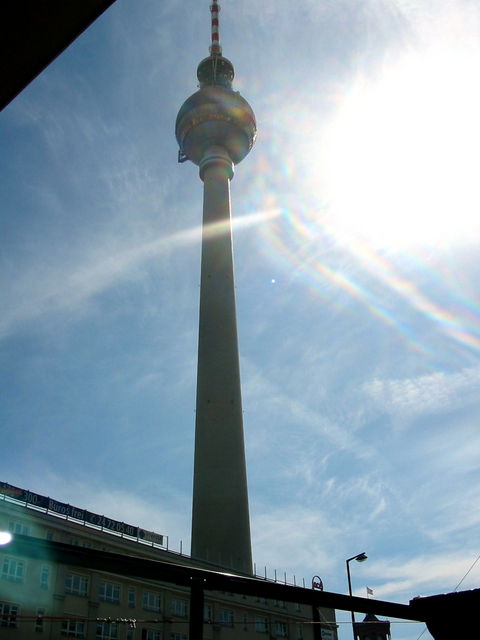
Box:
(3, 534, 479, 640)
(1, 0, 118, 111)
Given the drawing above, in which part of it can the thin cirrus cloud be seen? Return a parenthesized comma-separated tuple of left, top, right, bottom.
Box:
(363, 366, 480, 419)
(241, 358, 374, 460)
(365, 551, 480, 599)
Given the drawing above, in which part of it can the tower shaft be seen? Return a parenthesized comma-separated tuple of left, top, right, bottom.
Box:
(191, 147, 252, 574)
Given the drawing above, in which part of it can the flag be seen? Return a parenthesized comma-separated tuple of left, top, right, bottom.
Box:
(366, 587, 374, 597)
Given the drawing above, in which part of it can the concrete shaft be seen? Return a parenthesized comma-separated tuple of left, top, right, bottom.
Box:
(191, 146, 252, 575)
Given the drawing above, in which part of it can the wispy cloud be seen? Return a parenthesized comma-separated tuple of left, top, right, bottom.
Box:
(242, 358, 374, 461)
(363, 366, 480, 420)
(363, 550, 480, 600)
(251, 504, 347, 580)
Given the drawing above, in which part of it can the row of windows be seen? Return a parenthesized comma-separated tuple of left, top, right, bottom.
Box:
(1, 564, 288, 632)
(1, 561, 302, 638)
(0, 562, 182, 618)
(204, 606, 286, 632)
(0, 601, 19, 628)
(8, 520, 30, 536)
(224, 593, 297, 612)
(1, 556, 302, 617)
(60, 620, 161, 639)
(1, 557, 24, 583)
(210, 609, 292, 636)
(0, 605, 173, 640)
(0, 602, 46, 632)
(4, 524, 302, 613)
(1, 599, 299, 639)
(63, 576, 187, 616)
(62, 575, 295, 625)
(1, 556, 50, 587)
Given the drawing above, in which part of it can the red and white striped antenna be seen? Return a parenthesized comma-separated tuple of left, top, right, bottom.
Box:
(209, 1, 222, 56)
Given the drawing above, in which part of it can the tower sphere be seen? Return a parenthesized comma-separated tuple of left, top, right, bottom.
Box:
(175, 58, 256, 166)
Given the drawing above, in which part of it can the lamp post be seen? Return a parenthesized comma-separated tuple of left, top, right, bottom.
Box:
(346, 552, 368, 640)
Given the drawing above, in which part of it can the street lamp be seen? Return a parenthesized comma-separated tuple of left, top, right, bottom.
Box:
(346, 553, 368, 640)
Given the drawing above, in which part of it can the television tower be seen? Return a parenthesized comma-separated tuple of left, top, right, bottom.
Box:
(175, 1, 256, 574)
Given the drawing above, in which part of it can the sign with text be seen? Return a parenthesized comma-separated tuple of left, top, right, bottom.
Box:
(0, 481, 164, 546)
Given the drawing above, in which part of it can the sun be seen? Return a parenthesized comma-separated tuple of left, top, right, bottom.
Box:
(316, 41, 480, 250)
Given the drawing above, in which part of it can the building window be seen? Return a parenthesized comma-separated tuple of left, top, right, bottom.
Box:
(171, 598, 188, 618)
(255, 617, 268, 634)
(142, 591, 161, 612)
(65, 573, 88, 596)
(40, 566, 50, 589)
(99, 581, 120, 604)
(9, 521, 30, 536)
(35, 608, 45, 633)
(128, 588, 136, 608)
(294, 603, 301, 613)
(170, 634, 187, 640)
(243, 615, 249, 631)
(126, 628, 135, 640)
(1, 557, 24, 582)
(296, 625, 303, 640)
(0, 602, 19, 628)
(96, 621, 118, 639)
(274, 622, 288, 637)
(203, 604, 212, 623)
(69, 538, 91, 548)
(61, 620, 85, 638)
(144, 631, 161, 640)
(219, 609, 234, 627)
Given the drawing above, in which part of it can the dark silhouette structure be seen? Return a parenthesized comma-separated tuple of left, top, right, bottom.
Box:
(409, 588, 480, 640)
(353, 613, 391, 640)
(1, 0, 117, 110)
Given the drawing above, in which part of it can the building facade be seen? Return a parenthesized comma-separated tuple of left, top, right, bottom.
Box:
(0, 491, 337, 640)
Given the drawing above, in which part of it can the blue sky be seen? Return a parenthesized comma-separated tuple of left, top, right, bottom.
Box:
(2, 1, 480, 638)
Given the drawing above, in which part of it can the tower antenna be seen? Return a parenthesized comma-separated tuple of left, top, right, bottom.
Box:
(209, 1, 222, 56)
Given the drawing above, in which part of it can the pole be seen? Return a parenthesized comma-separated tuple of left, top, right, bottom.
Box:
(189, 578, 205, 640)
(346, 559, 355, 640)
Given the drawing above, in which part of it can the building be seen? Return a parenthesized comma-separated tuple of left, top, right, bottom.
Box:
(353, 614, 391, 640)
(0, 485, 337, 640)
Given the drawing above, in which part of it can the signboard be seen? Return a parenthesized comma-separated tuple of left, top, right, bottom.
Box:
(0, 481, 164, 546)
(138, 529, 164, 545)
(312, 575, 324, 591)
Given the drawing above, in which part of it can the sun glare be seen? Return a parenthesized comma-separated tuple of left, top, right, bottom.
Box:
(318, 42, 480, 249)
(0, 531, 13, 545)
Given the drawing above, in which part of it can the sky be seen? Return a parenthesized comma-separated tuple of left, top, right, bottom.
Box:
(1, 0, 480, 638)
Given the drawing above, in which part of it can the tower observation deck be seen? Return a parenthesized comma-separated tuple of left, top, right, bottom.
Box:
(175, 1, 256, 575)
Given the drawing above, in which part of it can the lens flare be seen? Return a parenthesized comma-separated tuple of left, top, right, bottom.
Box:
(248, 15, 480, 361)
